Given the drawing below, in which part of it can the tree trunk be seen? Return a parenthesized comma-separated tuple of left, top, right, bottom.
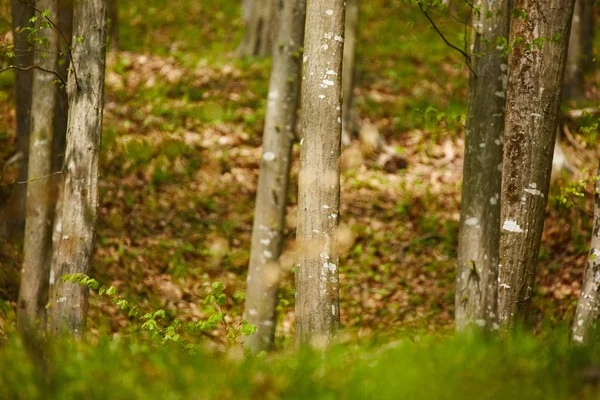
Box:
(107, 0, 118, 51)
(581, 0, 594, 72)
(242, 0, 253, 23)
(295, 0, 345, 347)
(564, 0, 586, 100)
(455, 0, 510, 332)
(243, 0, 306, 353)
(341, 0, 359, 147)
(572, 164, 600, 345)
(2, 0, 34, 241)
(237, 0, 275, 58)
(497, 0, 576, 329)
(17, 0, 61, 332)
(47, 0, 108, 337)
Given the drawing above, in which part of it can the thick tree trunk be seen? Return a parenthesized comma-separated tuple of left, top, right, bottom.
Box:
(455, 0, 510, 332)
(17, 0, 61, 332)
(237, 0, 275, 58)
(47, 0, 108, 337)
(565, 0, 586, 100)
(2, 0, 34, 241)
(572, 164, 600, 345)
(497, 0, 576, 329)
(296, 0, 345, 347)
(340, 0, 359, 147)
(243, 0, 306, 353)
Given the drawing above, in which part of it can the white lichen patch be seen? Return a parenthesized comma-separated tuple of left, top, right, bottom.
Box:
(325, 9, 333, 15)
(334, 35, 343, 42)
(524, 182, 543, 197)
(475, 319, 486, 327)
(262, 152, 275, 161)
(319, 94, 325, 99)
(323, 79, 334, 86)
(260, 238, 271, 245)
(324, 32, 333, 39)
(263, 250, 272, 258)
(465, 217, 479, 226)
(574, 335, 583, 343)
(499, 283, 511, 289)
(502, 220, 523, 233)
(326, 69, 337, 75)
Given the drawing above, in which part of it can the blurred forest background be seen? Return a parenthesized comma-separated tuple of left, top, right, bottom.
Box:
(0, 0, 600, 398)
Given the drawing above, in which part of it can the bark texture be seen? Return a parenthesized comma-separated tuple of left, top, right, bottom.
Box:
(2, 0, 34, 241)
(341, 0, 359, 147)
(572, 164, 600, 345)
(54, 0, 73, 174)
(237, 0, 275, 58)
(498, 0, 576, 328)
(47, 0, 108, 337)
(244, 0, 306, 353)
(455, 0, 510, 332)
(18, 0, 61, 332)
(296, 0, 345, 347)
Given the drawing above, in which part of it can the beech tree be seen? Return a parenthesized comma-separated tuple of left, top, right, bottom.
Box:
(455, 0, 510, 331)
(47, 0, 108, 336)
(295, 0, 345, 347)
(497, 0, 576, 328)
(572, 164, 600, 345)
(237, 0, 275, 58)
(243, 0, 307, 353)
(341, 0, 359, 146)
(1, 0, 34, 240)
(17, 0, 61, 331)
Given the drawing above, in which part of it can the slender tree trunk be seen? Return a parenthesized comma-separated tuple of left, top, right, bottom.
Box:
(572, 164, 600, 345)
(243, 0, 306, 353)
(455, 0, 510, 332)
(497, 0, 576, 329)
(47, 0, 108, 337)
(565, 0, 586, 100)
(17, 0, 61, 332)
(341, 0, 359, 147)
(49, 0, 73, 304)
(581, 0, 594, 72)
(107, 0, 118, 51)
(296, 0, 345, 347)
(237, 0, 275, 58)
(2, 0, 34, 241)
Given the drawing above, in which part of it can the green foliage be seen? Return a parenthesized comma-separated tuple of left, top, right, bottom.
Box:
(61, 274, 255, 347)
(0, 330, 599, 399)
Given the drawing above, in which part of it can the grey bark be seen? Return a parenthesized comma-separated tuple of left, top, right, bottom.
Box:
(295, 0, 345, 347)
(242, 0, 253, 22)
(565, 0, 586, 100)
(341, 0, 359, 147)
(47, 0, 108, 337)
(243, 0, 306, 353)
(455, 0, 510, 332)
(17, 0, 60, 332)
(1, 0, 34, 241)
(237, 0, 275, 58)
(572, 164, 600, 345)
(497, 0, 576, 329)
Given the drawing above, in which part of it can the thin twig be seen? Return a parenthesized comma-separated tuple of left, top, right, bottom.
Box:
(418, 2, 477, 78)
(0, 65, 67, 86)
(16, 170, 63, 184)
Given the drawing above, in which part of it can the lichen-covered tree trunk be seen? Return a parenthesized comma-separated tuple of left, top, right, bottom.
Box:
(17, 0, 60, 331)
(572, 164, 600, 345)
(341, 0, 359, 147)
(243, 0, 306, 354)
(296, 0, 345, 347)
(47, 0, 108, 337)
(1, 0, 34, 241)
(564, 0, 585, 100)
(455, 0, 510, 332)
(237, 0, 275, 58)
(497, 0, 576, 329)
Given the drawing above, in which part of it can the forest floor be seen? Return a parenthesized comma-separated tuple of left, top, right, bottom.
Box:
(0, 0, 600, 350)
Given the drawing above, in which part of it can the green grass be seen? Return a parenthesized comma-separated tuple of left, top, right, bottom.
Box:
(1, 328, 599, 399)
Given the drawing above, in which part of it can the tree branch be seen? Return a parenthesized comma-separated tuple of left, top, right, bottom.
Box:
(0, 65, 67, 86)
(418, 2, 477, 78)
